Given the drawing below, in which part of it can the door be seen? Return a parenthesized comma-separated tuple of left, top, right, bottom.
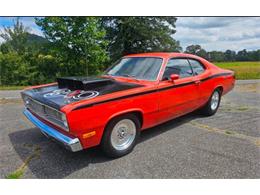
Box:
(187, 58, 210, 106)
(157, 58, 200, 123)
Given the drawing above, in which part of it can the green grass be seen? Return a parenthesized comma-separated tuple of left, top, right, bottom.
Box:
(0, 85, 27, 90)
(237, 106, 249, 111)
(5, 169, 24, 179)
(214, 61, 260, 80)
(225, 130, 234, 135)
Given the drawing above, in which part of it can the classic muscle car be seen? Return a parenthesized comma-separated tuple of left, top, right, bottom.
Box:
(22, 52, 235, 157)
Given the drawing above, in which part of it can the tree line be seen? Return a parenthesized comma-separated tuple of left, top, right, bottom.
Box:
(185, 44, 260, 62)
(0, 17, 259, 86)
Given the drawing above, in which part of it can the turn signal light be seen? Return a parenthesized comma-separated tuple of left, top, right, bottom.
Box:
(83, 131, 96, 139)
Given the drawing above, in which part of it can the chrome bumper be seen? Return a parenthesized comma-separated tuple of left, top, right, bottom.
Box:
(23, 109, 83, 152)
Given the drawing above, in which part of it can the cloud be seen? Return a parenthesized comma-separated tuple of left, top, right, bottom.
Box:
(175, 17, 260, 51)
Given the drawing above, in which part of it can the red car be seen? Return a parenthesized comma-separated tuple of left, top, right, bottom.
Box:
(22, 52, 235, 157)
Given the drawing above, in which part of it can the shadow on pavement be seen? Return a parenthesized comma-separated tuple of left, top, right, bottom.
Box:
(9, 111, 202, 178)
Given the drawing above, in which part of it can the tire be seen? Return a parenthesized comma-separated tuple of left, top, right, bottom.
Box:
(200, 88, 222, 116)
(101, 113, 140, 158)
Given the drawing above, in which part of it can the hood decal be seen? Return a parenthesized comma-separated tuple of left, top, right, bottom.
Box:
(21, 76, 143, 110)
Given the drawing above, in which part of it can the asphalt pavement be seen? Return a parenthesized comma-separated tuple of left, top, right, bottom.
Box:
(0, 80, 259, 178)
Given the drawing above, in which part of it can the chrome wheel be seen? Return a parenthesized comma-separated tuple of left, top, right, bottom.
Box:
(211, 91, 220, 110)
(110, 119, 136, 151)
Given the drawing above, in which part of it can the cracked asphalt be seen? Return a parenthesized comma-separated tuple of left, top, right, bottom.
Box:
(0, 80, 259, 178)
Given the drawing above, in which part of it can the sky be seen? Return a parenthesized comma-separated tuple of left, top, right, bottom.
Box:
(174, 17, 260, 51)
(0, 17, 260, 52)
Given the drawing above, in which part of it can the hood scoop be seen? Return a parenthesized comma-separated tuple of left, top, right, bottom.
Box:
(57, 76, 114, 91)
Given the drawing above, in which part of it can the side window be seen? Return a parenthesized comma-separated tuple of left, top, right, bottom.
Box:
(188, 59, 205, 75)
(162, 59, 193, 80)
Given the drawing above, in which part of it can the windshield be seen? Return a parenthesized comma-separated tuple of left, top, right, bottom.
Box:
(105, 57, 163, 81)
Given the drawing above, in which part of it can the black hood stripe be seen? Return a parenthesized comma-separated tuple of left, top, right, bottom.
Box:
(73, 72, 232, 111)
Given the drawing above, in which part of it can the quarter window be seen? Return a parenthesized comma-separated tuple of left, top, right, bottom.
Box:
(162, 59, 193, 80)
(188, 59, 205, 75)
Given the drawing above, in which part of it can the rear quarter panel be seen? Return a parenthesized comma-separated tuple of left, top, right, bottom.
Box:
(221, 71, 235, 95)
(200, 72, 235, 105)
(199, 60, 235, 104)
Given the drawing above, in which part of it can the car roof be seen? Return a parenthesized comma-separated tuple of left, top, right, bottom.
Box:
(125, 52, 201, 59)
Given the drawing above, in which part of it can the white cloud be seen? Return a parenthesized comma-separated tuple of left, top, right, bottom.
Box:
(175, 17, 260, 51)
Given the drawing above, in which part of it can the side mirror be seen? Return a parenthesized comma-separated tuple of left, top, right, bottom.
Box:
(170, 74, 179, 82)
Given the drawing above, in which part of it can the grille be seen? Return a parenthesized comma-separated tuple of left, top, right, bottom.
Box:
(23, 96, 66, 130)
(44, 106, 62, 121)
(27, 98, 45, 116)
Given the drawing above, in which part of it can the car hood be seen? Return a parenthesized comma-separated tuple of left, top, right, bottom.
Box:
(21, 76, 144, 110)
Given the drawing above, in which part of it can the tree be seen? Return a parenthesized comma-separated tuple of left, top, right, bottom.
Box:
(185, 45, 202, 54)
(224, 50, 236, 61)
(248, 50, 260, 61)
(101, 17, 182, 62)
(185, 44, 207, 59)
(0, 18, 48, 55)
(236, 49, 249, 61)
(207, 51, 225, 62)
(0, 18, 30, 54)
(0, 52, 31, 85)
(35, 17, 109, 76)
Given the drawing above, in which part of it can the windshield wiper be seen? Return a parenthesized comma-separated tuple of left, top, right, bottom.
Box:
(121, 74, 139, 81)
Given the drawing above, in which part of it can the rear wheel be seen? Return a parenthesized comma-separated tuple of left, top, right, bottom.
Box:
(201, 89, 221, 116)
(101, 114, 140, 158)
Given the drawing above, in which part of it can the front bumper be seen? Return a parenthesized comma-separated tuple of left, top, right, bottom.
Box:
(23, 109, 83, 152)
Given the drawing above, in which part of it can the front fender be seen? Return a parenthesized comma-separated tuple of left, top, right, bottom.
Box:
(106, 108, 144, 126)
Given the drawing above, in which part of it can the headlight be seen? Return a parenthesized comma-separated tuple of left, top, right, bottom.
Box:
(22, 94, 30, 106)
(61, 113, 69, 130)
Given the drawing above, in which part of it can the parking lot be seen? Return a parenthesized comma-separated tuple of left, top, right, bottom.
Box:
(0, 80, 259, 178)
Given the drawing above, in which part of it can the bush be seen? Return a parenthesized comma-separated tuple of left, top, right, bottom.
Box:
(0, 52, 30, 85)
(0, 52, 63, 85)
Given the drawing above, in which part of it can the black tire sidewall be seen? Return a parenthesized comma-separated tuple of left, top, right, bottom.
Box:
(202, 89, 221, 116)
(101, 114, 140, 158)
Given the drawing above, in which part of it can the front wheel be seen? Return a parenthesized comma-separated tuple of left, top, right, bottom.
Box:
(101, 114, 140, 158)
(200, 89, 221, 116)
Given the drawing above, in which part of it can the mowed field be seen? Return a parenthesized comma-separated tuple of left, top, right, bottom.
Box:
(215, 61, 260, 80)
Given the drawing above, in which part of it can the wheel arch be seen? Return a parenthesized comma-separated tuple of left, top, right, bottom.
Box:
(215, 85, 224, 94)
(105, 109, 144, 130)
